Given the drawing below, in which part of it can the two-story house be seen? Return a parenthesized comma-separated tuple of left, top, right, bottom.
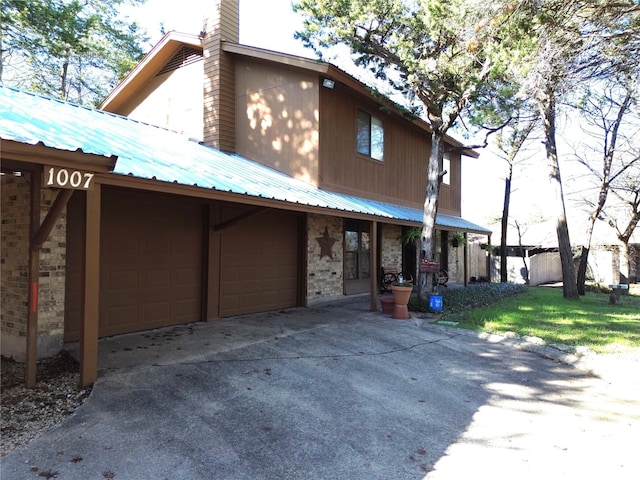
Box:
(99, 0, 491, 293)
(0, 0, 490, 386)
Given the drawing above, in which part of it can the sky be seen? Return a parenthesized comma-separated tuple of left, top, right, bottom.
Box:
(121, 0, 311, 57)
(119, 0, 627, 246)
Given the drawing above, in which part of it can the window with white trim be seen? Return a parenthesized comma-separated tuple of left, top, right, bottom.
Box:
(356, 109, 384, 161)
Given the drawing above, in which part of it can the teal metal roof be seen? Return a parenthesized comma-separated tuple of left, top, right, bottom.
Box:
(0, 86, 491, 234)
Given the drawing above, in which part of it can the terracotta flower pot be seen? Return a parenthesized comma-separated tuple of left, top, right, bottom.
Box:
(380, 295, 394, 315)
(391, 285, 412, 320)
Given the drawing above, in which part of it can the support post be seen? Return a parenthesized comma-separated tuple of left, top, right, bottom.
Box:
(26, 175, 76, 387)
(487, 233, 492, 282)
(463, 232, 468, 287)
(26, 170, 42, 388)
(370, 221, 378, 311)
(79, 183, 101, 388)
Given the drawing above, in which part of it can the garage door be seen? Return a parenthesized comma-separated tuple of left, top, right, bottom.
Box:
(100, 188, 203, 337)
(220, 209, 300, 317)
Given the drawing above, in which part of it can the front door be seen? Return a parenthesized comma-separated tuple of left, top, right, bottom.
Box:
(402, 226, 417, 283)
(344, 219, 371, 295)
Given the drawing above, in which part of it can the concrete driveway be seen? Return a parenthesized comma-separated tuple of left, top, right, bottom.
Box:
(2, 298, 639, 480)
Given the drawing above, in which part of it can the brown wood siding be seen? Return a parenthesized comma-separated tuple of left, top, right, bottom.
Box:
(437, 151, 462, 216)
(235, 58, 320, 184)
(219, 208, 300, 317)
(203, 0, 239, 152)
(318, 85, 462, 216)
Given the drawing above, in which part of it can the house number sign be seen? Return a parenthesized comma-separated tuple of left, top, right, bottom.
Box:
(44, 166, 95, 190)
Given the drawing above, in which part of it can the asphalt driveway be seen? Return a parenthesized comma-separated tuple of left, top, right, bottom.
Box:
(2, 298, 639, 479)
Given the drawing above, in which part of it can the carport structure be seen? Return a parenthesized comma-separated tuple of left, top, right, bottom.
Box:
(1, 133, 116, 388)
(1, 86, 490, 388)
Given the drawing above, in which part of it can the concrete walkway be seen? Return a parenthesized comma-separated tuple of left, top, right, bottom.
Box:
(2, 298, 639, 479)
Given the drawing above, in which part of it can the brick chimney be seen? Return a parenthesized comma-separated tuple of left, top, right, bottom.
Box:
(203, 0, 238, 152)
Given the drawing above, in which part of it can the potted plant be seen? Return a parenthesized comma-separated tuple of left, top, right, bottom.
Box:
(391, 281, 413, 319)
(401, 226, 421, 245)
(450, 231, 466, 248)
(379, 294, 395, 315)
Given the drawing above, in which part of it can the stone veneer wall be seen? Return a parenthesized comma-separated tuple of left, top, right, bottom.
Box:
(447, 245, 464, 282)
(1, 172, 67, 360)
(305, 218, 405, 304)
(380, 224, 403, 273)
(307, 214, 343, 304)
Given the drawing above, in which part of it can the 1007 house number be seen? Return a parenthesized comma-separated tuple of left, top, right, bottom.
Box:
(45, 166, 95, 190)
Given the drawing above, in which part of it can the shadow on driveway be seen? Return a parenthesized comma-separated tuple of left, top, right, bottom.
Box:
(2, 298, 639, 479)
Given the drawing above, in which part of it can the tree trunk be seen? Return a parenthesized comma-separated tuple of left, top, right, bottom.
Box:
(539, 90, 578, 299)
(620, 242, 631, 284)
(577, 217, 597, 295)
(514, 220, 529, 284)
(418, 130, 443, 299)
(500, 169, 512, 283)
(61, 53, 70, 100)
(576, 246, 590, 294)
(0, 32, 4, 83)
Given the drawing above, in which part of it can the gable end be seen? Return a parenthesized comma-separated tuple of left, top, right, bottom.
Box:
(157, 46, 203, 76)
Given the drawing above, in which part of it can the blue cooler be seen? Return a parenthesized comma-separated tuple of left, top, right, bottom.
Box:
(429, 294, 443, 312)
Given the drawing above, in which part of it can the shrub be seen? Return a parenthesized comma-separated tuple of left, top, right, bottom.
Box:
(408, 283, 527, 316)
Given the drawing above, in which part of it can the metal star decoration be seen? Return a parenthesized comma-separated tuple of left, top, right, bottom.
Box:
(316, 226, 337, 260)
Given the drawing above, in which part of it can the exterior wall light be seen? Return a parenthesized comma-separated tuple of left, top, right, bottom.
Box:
(322, 78, 335, 89)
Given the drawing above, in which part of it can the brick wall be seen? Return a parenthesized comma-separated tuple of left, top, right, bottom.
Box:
(380, 224, 402, 273)
(1, 172, 67, 360)
(306, 218, 406, 303)
(1, 173, 29, 357)
(307, 214, 343, 303)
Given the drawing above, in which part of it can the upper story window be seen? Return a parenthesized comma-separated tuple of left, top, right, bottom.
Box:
(442, 153, 451, 185)
(356, 109, 384, 161)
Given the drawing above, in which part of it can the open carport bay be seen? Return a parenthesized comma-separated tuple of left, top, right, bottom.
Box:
(2, 299, 639, 480)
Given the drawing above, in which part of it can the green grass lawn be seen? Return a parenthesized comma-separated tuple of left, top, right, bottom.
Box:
(446, 286, 640, 353)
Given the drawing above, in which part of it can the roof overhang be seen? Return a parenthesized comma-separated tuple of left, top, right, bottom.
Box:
(433, 213, 492, 235)
(0, 139, 117, 173)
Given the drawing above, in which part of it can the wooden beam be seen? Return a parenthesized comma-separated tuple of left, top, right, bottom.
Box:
(26, 170, 42, 388)
(99, 173, 417, 227)
(79, 183, 101, 388)
(31, 189, 74, 249)
(370, 221, 378, 311)
(211, 207, 266, 231)
(26, 187, 75, 388)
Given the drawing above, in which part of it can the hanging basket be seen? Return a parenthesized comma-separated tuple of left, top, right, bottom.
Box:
(419, 260, 440, 273)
